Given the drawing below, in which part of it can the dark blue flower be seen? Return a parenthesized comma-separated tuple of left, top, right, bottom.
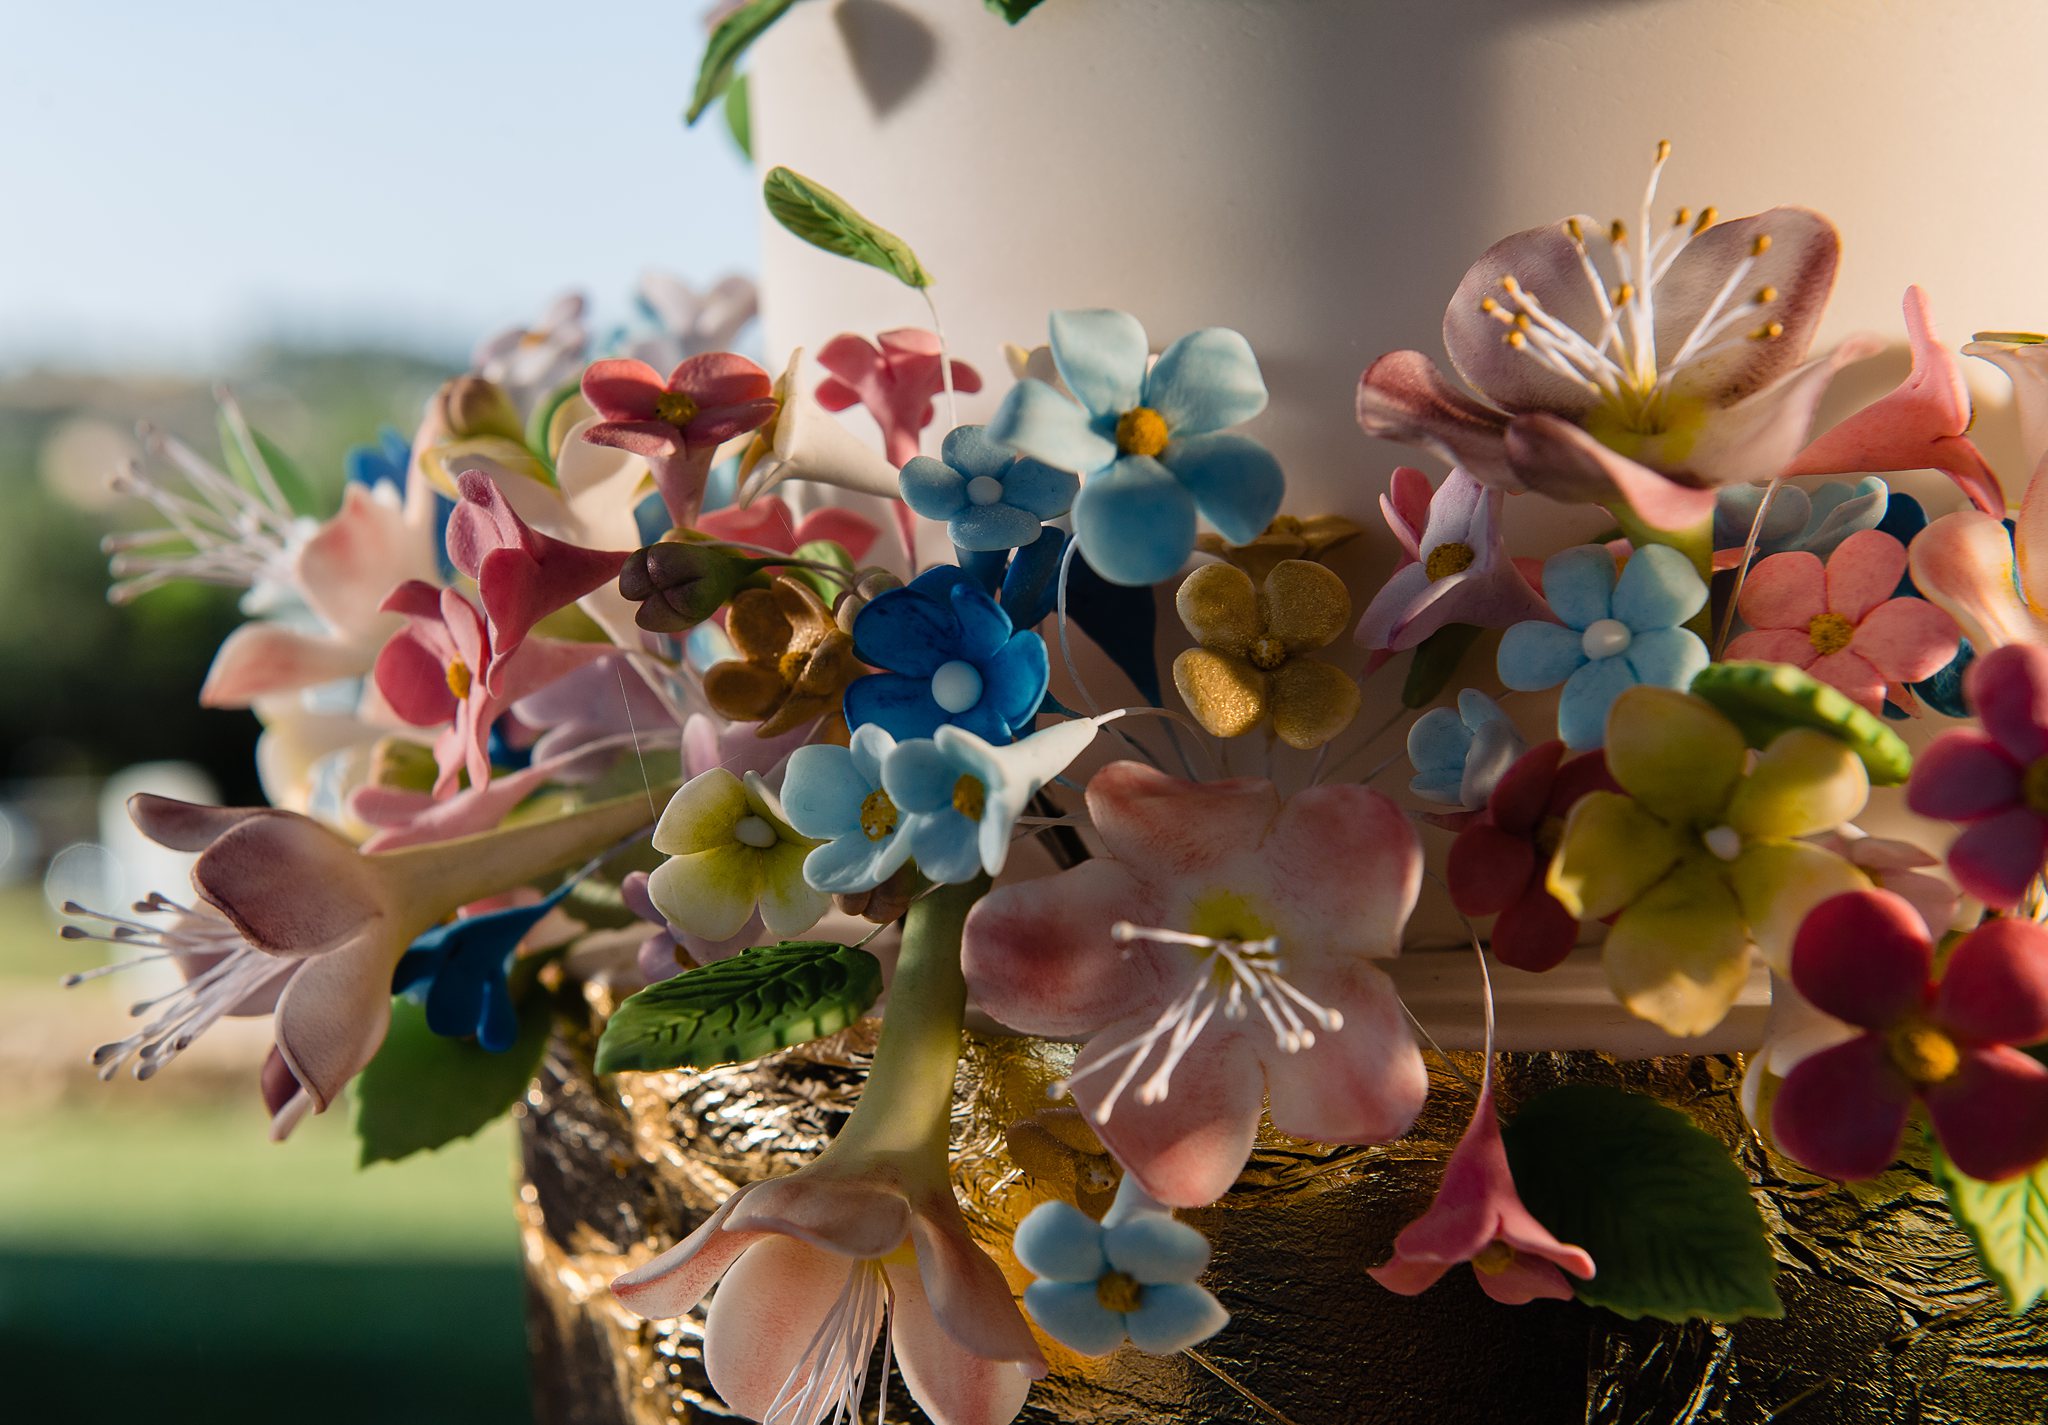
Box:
(845, 566, 1048, 744)
(345, 427, 411, 494)
(391, 882, 571, 1052)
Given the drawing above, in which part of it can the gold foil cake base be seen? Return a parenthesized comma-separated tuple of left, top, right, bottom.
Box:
(517, 989, 2048, 1424)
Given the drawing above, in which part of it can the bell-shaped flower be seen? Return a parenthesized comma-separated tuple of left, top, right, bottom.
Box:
(734, 349, 905, 505)
(1014, 1189, 1227, 1356)
(880, 718, 1100, 883)
(963, 762, 1427, 1207)
(1497, 544, 1709, 749)
(1908, 451, 2048, 650)
(989, 309, 1283, 586)
(1772, 889, 2048, 1182)
(815, 327, 983, 465)
(899, 425, 1079, 553)
(646, 767, 828, 943)
(1908, 643, 2048, 909)
(390, 881, 577, 1052)
(1407, 689, 1527, 809)
(703, 576, 865, 738)
(1548, 686, 1870, 1036)
(1370, 1077, 1596, 1305)
(471, 291, 588, 415)
(781, 725, 920, 895)
(846, 566, 1048, 745)
(582, 353, 778, 526)
(1172, 558, 1360, 750)
(1712, 477, 1887, 568)
(1726, 529, 1959, 713)
(1355, 467, 1550, 653)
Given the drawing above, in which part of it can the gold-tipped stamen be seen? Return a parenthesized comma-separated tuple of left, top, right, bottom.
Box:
(1501, 275, 1521, 294)
(1673, 206, 1693, 227)
(1609, 219, 1628, 244)
(1612, 283, 1634, 306)
(1505, 330, 1526, 348)
(1566, 216, 1584, 242)
(1514, 313, 1531, 331)
(1655, 138, 1672, 162)
(1693, 206, 1719, 234)
(1751, 234, 1772, 256)
(1480, 296, 1499, 313)
(1750, 321, 1785, 341)
(1755, 285, 1778, 303)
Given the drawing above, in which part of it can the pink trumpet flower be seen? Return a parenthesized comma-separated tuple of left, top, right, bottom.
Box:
(581, 353, 778, 527)
(814, 328, 983, 467)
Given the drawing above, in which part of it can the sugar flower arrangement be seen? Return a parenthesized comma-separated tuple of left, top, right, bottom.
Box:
(69, 141, 2048, 1423)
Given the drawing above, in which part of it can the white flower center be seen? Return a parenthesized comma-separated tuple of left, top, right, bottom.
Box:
(966, 475, 1005, 506)
(1581, 618, 1633, 660)
(931, 659, 983, 714)
(733, 814, 779, 849)
(1702, 824, 1743, 861)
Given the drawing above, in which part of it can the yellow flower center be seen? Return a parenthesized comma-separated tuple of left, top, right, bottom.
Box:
(1472, 1240, 1517, 1276)
(1246, 634, 1289, 672)
(444, 659, 472, 700)
(1115, 406, 1171, 458)
(654, 390, 700, 427)
(1095, 1270, 1145, 1314)
(1187, 889, 1274, 944)
(1886, 1022, 1961, 1086)
(1806, 612, 1855, 656)
(777, 648, 808, 684)
(859, 788, 899, 841)
(1425, 542, 1476, 581)
(952, 774, 987, 821)
(2024, 757, 2048, 817)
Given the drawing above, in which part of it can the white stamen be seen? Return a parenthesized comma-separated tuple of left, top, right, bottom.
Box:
(762, 1256, 890, 1425)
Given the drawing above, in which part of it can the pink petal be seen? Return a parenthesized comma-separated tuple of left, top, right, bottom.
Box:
(670, 351, 773, 407)
(1924, 1047, 2048, 1182)
(374, 627, 459, 729)
(698, 498, 799, 552)
(268, 934, 398, 1112)
(1385, 465, 1436, 554)
(1681, 334, 1886, 488)
(1737, 550, 1826, 630)
(260, 1044, 313, 1140)
(905, 1198, 1046, 1370)
(294, 483, 421, 639)
(1448, 822, 1538, 916)
(1935, 917, 2048, 1046)
(1824, 530, 1910, 623)
(1908, 510, 2045, 650)
(126, 794, 270, 852)
(1949, 807, 2048, 911)
(886, 1256, 1037, 1425)
(813, 374, 862, 412)
(1355, 351, 1516, 489)
(1502, 414, 1718, 532)
(1723, 628, 1819, 668)
(1069, 1020, 1264, 1208)
(1657, 208, 1839, 406)
(1770, 1034, 1914, 1179)
(1788, 888, 1932, 1029)
(702, 1236, 866, 1423)
(582, 419, 683, 461)
(681, 396, 780, 448)
(1262, 962, 1427, 1147)
(354, 757, 563, 853)
(726, 1172, 913, 1260)
(963, 860, 1170, 1039)
(791, 507, 880, 563)
(1087, 761, 1283, 884)
(193, 813, 388, 956)
(1848, 598, 1960, 685)
(1258, 783, 1420, 958)
(201, 622, 370, 708)
(1971, 643, 2048, 762)
(611, 1188, 761, 1320)
(580, 358, 665, 421)
(1805, 647, 1886, 714)
(1442, 221, 1608, 419)
(1476, 1254, 1578, 1305)
(1908, 731, 2022, 820)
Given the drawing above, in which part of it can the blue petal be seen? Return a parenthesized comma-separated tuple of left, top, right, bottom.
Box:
(1000, 526, 1067, 629)
(1497, 620, 1585, 691)
(949, 580, 1014, 661)
(1557, 656, 1640, 750)
(1048, 308, 1149, 419)
(1405, 705, 1474, 775)
(1024, 1282, 1128, 1357)
(989, 379, 1119, 475)
(848, 723, 896, 785)
(950, 502, 1046, 553)
(844, 671, 947, 741)
(1715, 483, 1808, 552)
(1123, 1282, 1228, 1355)
(1801, 478, 1888, 558)
(1611, 543, 1706, 632)
(1623, 625, 1710, 692)
(940, 424, 1017, 482)
(803, 830, 912, 893)
(1455, 687, 1512, 732)
(908, 809, 983, 884)
(780, 743, 869, 839)
(1103, 1215, 1210, 1283)
(954, 545, 1009, 593)
(1071, 455, 1199, 586)
(1162, 432, 1284, 545)
(476, 982, 520, 1054)
(1014, 1201, 1107, 1280)
(1062, 545, 1162, 703)
(881, 738, 959, 813)
(1001, 457, 1080, 521)
(1409, 769, 1466, 804)
(852, 583, 959, 676)
(1142, 327, 1267, 437)
(898, 455, 967, 521)
(1541, 546, 1617, 629)
(983, 631, 1050, 733)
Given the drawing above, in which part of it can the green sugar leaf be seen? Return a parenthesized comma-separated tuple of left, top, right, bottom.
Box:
(1932, 1141, 2048, 1314)
(687, 0, 799, 125)
(595, 940, 883, 1073)
(985, 0, 1050, 21)
(762, 166, 931, 289)
(1503, 1084, 1782, 1323)
(354, 992, 553, 1166)
(724, 72, 753, 161)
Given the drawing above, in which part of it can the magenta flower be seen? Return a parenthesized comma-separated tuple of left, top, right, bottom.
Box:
(962, 762, 1427, 1208)
(1355, 465, 1550, 652)
(695, 494, 880, 564)
(1909, 643, 2048, 908)
(580, 353, 778, 527)
(814, 328, 983, 466)
(1772, 888, 2048, 1182)
(1370, 1078, 1596, 1305)
(1725, 529, 1960, 713)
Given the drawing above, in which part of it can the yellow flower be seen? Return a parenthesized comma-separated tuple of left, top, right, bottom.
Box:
(1196, 513, 1364, 584)
(1171, 558, 1359, 750)
(647, 768, 828, 943)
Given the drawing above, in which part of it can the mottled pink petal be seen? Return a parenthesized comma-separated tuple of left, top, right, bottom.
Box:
(1737, 551, 1826, 630)
(582, 419, 683, 461)
(580, 358, 665, 422)
(698, 497, 799, 552)
(193, 814, 388, 956)
(726, 1172, 913, 1260)
(669, 351, 773, 408)
(1849, 598, 1959, 685)
(201, 621, 371, 708)
(1770, 1034, 1914, 1179)
(611, 1188, 762, 1320)
(1443, 222, 1608, 419)
(702, 1237, 863, 1424)
(680, 396, 780, 448)
(1657, 208, 1840, 406)
(886, 1255, 1037, 1425)
(963, 860, 1169, 1038)
(1972, 643, 2048, 762)
(1908, 510, 2046, 651)
(1935, 918, 2048, 1046)
(1805, 647, 1885, 713)
(906, 1200, 1046, 1370)
(1788, 889, 1932, 1029)
(1923, 1047, 2048, 1182)
(1724, 628, 1820, 668)
(294, 482, 423, 640)
(1502, 414, 1718, 532)
(1262, 962, 1427, 1146)
(1258, 783, 1419, 957)
(1355, 351, 1516, 489)
(1068, 1020, 1263, 1208)
(268, 935, 397, 1112)
(1824, 530, 1909, 623)
(1681, 335, 1885, 488)
(126, 794, 270, 852)
(1908, 731, 2022, 820)
(1949, 807, 2048, 911)
(1087, 761, 1283, 884)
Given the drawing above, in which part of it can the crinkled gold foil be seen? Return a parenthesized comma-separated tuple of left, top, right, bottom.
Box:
(518, 992, 2048, 1424)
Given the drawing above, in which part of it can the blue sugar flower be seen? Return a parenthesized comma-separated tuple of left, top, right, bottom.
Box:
(780, 724, 917, 894)
(1496, 543, 1708, 750)
(846, 565, 1048, 744)
(1714, 477, 1887, 561)
(988, 308, 1283, 587)
(391, 881, 572, 1052)
(344, 427, 411, 495)
(900, 424, 1079, 552)
(1014, 1199, 1228, 1357)
(1406, 689, 1526, 808)
(880, 718, 1100, 883)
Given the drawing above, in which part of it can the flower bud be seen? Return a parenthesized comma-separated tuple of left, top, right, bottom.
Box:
(619, 539, 759, 632)
(436, 376, 525, 443)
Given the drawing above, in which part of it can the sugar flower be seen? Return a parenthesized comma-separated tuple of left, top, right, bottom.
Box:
(623, 270, 758, 373)
(1407, 689, 1527, 809)
(1814, 835, 1958, 939)
(880, 718, 1100, 883)
(1196, 512, 1364, 585)
(1370, 1077, 1596, 1305)
(989, 308, 1283, 586)
(695, 495, 878, 565)
(703, 575, 865, 738)
(1908, 466, 2048, 651)
(846, 566, 1048, 745)
(1447, 740, 1618, 973)
(581, 353, 778, 526)
(1357, 144, 1871, 532)
(899, 424, 1078, 553)
(1496, 544, 1708, 750)
(733, 349, 906, 513)
(1772, 889, 2048, 1182)
(1712, 477, 1887, 566)
(963, 762, 1426, 1207)
(1725, 529, 1959, 714)
(1966, 330, 2048, 479)
(1549, 686, 1870, 1036)
(815, 327, 983, 465)
(390, 881, 575, 1052)
(781, 724, 919, 895)
(1908, 642, 2048, 909)
(471, 291, 588, 415)
(1014, 1189, 1227, 1356)
(1354, 467, 1550, 653)
(646, 767, 828, 943)
(1172, 558, 1359, 750)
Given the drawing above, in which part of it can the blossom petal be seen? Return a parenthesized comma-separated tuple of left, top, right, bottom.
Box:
(727, 1173, 913, 1258)
(1972, 643, 2048, 763)
(1786, 890, 1931, 1032)
(1935, 917, 2048, 1046)
(1263, 962, 1427, 1146)
(1442, 219, 1608, 415)
(1850, 598, 1958, 684)
(610, 1190, 759, 1320)
(1623, 626, 1710, 693)
(890, 1271, 1038, 1422)
(1825, 530, 1909, 624)
(269, 936, 396, 1112)
(1924, 1048, 2048, 1183)
(1557, 655, 1639, 751)
(1540, 545, 1618, 630)
(1724, 728, 1869, 842)
(1267, 658, 1361, 750)
(754, 840, 829, 938)
(1503, 415, 1719, 532)
(1657, 207, 1841, 407)
(1448, 823, 1537, 916)
(702, 1238, 864, 1424)
(1949, 807, 2048, 910)
(1070, 1019, 1264, 1208)
(1258, 782, 1421, 957)
(988, 379, 1118, 475)
(1071, 455, 1199, 587)
(193, 814, 387, 956)
(1123, 1283, 1230, 1355)
(1022, 1282, 1127, 1357)
(1490, 883, 1583, 974)
(1771, 1035, 1913, 1179)
(1908, 510, 2045, 651)
(1012, 1201, 1106, 1282)
(1049, 308, 1149, 419)
(1603, 686, 1746, 825)
(1088, 760, 1283, 883)
(999, 457, 1079, 522)
(1736, 550, 1825, 630)
(1907, 731, 2020, 820)
(651, 768, 748, 856)
(906, 1202, 1046, 1369)
(1163, 432, 1286, 547)
(647, 844, 762, 942)
(201, 622, 371, 708)
(1548, 791, 1686, 921)
(1144, 327, 1267, 437)
(1602, 857, 1753, 1038)
(1102, 1215, 1210, 1283)
(1497, 621, 1586, 691)
(579, 358, 664, 421)
(964, 859, 1168, 1038)
(1730, 839, 1870, 972)
(1612, 542, 1707, 631)
(899, 454, 968, 520)
(1355, 351, 1516, 488)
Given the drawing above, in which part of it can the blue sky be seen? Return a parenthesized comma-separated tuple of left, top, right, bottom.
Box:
(0, 0, 759, 368)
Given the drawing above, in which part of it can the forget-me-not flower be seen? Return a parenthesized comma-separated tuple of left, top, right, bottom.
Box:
(899, 424, 1078, 552)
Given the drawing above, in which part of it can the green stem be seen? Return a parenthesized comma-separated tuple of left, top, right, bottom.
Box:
(1611, 505, 1715, 640)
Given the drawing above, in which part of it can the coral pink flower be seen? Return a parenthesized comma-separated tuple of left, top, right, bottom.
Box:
(1369, 1078, 1596, 1304)
(1725, 529, 1959, 713)
(815, 328, 982, 466)
(962, 762, 1427, 1208)
(1908, 643, 2048, 908)
(1354, 466, 1551, 653)
(1447, 741, 1618, 972)
(580, 353, 778, 527)
(1772, 888, 2048, 1182)
(696, 494, 879, 564)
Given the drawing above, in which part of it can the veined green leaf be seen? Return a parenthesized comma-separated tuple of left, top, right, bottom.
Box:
(762, 166, 931, 289)
(595, 940, 883, 1073)
(688, 0, 799, 125)
(724, 72, 753, 161)
(1932, 1141, 2048, 1314)
(354, 993, 553, 1166)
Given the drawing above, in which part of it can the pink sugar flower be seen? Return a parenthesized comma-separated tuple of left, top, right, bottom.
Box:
(1356, 466, 1550, 654)
(1725, 529, 1959, 713)
(962, 762, 1428, 1208)
(1908, 643, 2048, 908)
(1772, 888, 2048, 1182)
(696, 494, 879, 564)
(1370, 1077, 1596, 1305)
(814, 328, 982, 466)
(580, 353, 778, 527)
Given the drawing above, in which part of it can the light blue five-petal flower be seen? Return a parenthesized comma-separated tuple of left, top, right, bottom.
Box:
(1496, 543, 1708, 750)
(1013, 1199, 1228, 1357)
(780, 724, 916, 894)
(880, 718, 1100, 884)
(898, 424, 1079, 553)
(1406, 689, 1527, 808)
(1713, 476, 1887, 560)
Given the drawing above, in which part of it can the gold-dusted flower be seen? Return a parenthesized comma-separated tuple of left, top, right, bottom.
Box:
(703, 576, 865, 737)
(1196, 513, 1363, 584)
(1171, 558, 1359, 749)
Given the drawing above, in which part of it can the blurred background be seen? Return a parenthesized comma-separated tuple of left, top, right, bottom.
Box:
(0, 3, 753, 1417)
